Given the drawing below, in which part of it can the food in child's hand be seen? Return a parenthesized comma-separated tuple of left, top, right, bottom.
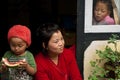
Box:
(2, 58, 21, 67)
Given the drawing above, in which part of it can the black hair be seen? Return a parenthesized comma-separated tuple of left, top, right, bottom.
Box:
(36, 23, 63, 55)
(93, 0, 113, 17)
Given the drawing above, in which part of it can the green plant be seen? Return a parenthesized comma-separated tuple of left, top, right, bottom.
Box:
(88, 34, 120, 80)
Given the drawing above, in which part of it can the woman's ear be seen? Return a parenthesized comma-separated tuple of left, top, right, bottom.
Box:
(42, 42, 45, 49)
(42, 42, 48, 50)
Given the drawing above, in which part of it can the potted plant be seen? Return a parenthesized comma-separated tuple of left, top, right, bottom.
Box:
(88, 34, 120, 80)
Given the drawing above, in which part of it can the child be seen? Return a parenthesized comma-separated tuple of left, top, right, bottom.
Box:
(0, 25, 36, 80)
(92, 0, 115, 25)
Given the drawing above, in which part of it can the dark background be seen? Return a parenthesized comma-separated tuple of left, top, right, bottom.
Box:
(2, 0, 77, 55)
(2, 1, 77, 54)
(0, 0, 120, 79)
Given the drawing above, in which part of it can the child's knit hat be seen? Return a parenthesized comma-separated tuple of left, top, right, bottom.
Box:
(8, 25, 31, 46)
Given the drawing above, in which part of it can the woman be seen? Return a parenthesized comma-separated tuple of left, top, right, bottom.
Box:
(34, 23, 82, 80)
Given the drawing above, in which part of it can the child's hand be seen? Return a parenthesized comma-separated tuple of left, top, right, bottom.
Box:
(19, 59, 29, 69)
(0, 61, 8, 72)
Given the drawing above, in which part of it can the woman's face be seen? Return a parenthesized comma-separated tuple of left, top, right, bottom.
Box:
(94, 1, 110, 22)
(9, 37, 28, 55)
(47, 30, 65, 55)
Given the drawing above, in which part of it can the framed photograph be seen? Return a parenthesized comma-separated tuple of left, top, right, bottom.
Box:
(84, 0, 120, 33)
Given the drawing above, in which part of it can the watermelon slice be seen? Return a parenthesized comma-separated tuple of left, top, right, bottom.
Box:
(2, 58, 20, 67)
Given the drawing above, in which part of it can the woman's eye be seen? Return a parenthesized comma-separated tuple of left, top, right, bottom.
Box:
(54, 40, 58, 43)
(61, 37, 64, 40)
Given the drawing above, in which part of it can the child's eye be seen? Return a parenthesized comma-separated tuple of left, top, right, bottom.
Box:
(95, 8, 99, 11)
(18, 44, 23, 47)
(10, 43, 16, 47)
(102, 10, 106, 12)
(95, 9, 98, 11)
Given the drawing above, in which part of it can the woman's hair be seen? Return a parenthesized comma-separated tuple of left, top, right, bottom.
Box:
(36, 23, 63, 55)
(93, 0, 113, 17)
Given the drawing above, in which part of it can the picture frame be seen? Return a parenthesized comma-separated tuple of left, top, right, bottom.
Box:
(84, 0, 120, 33)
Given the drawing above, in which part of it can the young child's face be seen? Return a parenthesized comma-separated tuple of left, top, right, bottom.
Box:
(9, 37, 28, 55)
(94, 1, 110, 22)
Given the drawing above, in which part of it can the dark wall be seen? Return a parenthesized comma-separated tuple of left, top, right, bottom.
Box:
(76, 0, 85, 78)
(2, 0, 77, 57)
